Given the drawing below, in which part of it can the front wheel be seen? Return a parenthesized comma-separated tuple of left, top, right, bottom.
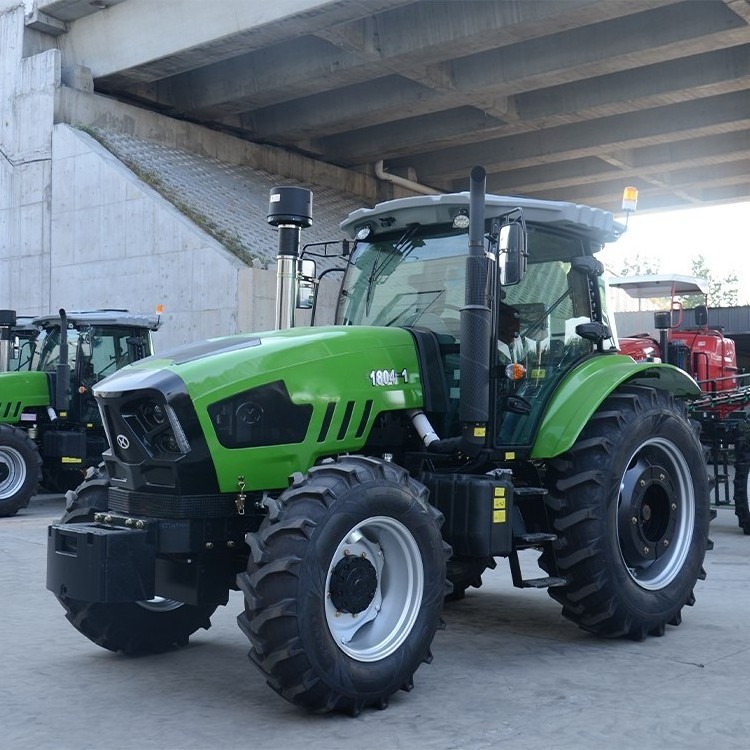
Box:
(541, 385, 711, 640)
(54, 470, 218, 653)
(237, 456, 450, 714)
(0, 424, 42, 517)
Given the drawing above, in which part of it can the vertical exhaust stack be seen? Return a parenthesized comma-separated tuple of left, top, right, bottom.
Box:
(459, 166, 491, 456)
(55, 308, 71, 412)
(0, 309, 17, 372)
(267, 187, 313, 330)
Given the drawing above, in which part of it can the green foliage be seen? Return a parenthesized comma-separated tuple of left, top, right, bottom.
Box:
(690, 254, 739, 307)
(617, 253, 662, 277)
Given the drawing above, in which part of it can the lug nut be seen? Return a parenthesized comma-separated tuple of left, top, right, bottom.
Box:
(205, 542, 214, 549)
(135, 520, 144, 529)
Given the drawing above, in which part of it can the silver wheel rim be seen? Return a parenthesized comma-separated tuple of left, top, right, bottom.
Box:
(0, 446, 27, 500)
(617, 437, 695, 590)
(324, 515, 424, 662)
(136, 596, 184, 612)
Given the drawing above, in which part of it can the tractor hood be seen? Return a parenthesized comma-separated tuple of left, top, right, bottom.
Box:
(93, 326, 424, 493)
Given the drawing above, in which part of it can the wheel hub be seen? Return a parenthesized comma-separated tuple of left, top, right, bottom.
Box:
(0, 462, 9, 484)
(619, 462, 677, 563)
(329, 555, 378, 614)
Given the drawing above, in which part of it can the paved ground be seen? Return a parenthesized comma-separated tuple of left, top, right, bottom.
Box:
(1, 493, 749, 750)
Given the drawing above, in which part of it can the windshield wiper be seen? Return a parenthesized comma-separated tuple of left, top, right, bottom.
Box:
(365, 224, 422, 316)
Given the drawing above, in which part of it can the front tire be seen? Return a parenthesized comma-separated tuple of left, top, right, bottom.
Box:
(541, 385, 711, 639)
(54, 471, 218, 653)
(237, 456, 449, 714)
(0, 424, 41, 517)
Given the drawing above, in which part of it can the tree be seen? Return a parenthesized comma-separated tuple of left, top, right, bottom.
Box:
(690, 254, 739, 307)
(617, 253, 662, 277)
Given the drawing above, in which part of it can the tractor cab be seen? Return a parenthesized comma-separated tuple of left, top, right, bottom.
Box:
(30, 309, 160, 424)
(337, 192, 622, 453)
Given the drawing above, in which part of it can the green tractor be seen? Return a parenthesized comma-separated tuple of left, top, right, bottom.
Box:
(47, 168, 711, 714)
(0, 308, 160, 517)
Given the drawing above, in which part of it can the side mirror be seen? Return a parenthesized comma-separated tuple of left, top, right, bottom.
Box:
(499, 223, 526, 286)
(296, 258, 317, 310)
(694, 304, 708, 327)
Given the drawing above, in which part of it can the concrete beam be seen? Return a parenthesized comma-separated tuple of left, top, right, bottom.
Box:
(130, 0, 670, 116)
(227, 17, 750, 160)
(389, 90, 750, 181)
(60, 0, 413, 82)
(482, 131, 750, 194)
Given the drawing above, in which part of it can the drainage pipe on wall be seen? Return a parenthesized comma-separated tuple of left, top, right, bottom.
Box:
(374, 161, 442, 196)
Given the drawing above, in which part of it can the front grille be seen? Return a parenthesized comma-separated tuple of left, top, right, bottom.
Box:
(108, 487, 238, 519)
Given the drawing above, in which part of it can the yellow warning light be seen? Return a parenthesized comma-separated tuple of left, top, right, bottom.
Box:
(156, 304, 165, 315)
(504, 363, 526, 381)
(622, 186, 638, 212)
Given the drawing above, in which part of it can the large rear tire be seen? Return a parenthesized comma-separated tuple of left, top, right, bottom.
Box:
(54, 470, 218, 653)
(540, 385, 711, 639)
(733, 424, 750, 534)
(0, 424, 41, 517)
(237, 455, 449, 714)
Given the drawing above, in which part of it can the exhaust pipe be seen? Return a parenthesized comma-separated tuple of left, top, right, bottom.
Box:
(267, 187, 313, 330)
(55, 308, 71, 412)
(459, 166, 491, 456)
(0, 310, 17, 372)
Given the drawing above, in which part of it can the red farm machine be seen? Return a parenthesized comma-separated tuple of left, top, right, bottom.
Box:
(611, 275, 750, 534)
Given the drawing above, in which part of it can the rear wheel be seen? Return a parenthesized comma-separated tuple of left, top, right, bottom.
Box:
(0, 424, 41, 517)
(237, 455, 449, 714)
(733, 425, 750, 534)
(541, 386, 711, 639)
(54, 471, 218, 653)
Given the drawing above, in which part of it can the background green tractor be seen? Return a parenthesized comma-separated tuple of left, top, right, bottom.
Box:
(47, 168, 711, 715)
(0, 308, 160, 517)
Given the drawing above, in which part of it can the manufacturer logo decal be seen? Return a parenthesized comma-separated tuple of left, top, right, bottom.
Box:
(116, 435, 130, 449)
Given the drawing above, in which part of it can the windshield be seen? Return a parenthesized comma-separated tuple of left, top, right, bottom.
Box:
(336, 227, 467, 339)
(31, 324, 152, 377)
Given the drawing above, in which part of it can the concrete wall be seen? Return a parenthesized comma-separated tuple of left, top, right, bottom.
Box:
(50, 124, 258, 346)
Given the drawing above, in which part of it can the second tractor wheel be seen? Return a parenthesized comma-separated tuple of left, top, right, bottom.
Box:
(0, 424, 42, 517)
(733, 425, 750, 535)
(237, 455, 450, 715)
(53, 471, 218, 653)
(541, 385, 711, 640)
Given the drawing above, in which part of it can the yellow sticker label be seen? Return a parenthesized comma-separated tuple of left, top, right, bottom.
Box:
(531, 368, 546, 379)
(493, 510, 506, 523)
(494, 497, 506, 510)
(504, 451, 516, 460)
(61, 456, 82, 464)
(474, 426, 486, 437)
(494, 487, 506, 497)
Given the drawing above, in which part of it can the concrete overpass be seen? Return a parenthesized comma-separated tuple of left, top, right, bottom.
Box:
(29, 0, 750, 213)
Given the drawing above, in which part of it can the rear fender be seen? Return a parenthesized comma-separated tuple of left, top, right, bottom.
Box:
(530, 355, 700, 459)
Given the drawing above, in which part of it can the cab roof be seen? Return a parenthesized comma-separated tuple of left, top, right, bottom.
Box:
(341, 192, 625, 246)
(608, 274, 709, 298)
(33, 309, 161, 331)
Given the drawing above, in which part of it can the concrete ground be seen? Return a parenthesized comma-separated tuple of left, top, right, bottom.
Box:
(1, 494, 748, 750)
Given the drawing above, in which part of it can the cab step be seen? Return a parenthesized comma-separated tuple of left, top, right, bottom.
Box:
(514, 532, 557, 548)
(508, 544, 566, 589)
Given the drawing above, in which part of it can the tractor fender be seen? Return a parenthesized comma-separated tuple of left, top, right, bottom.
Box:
(530, 355, 701, 459)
